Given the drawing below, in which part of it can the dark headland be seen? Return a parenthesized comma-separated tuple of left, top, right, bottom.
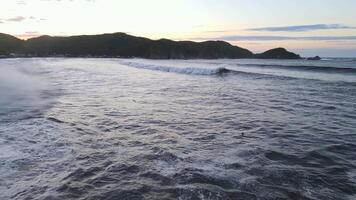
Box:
(0, 32, 301, 59)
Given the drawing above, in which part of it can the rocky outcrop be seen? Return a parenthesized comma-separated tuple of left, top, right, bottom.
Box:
(307, 56, 321, 60)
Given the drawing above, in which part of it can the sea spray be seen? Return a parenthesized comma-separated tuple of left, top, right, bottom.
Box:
(0, 66, 50, 117)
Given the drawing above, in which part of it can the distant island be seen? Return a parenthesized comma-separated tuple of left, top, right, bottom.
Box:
(0, 32, 301, 59)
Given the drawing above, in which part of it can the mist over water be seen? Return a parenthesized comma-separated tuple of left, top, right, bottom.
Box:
(1, 58, 356, 200)
(0, 64, 53, 120)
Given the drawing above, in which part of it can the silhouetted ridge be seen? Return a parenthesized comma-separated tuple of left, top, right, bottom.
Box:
(146, 39, 253, 59)
(0, 33, 24, 55)
(256, 48, 301, 59)
(23, 33, 152, 57)
(22, 33, 254, 59)
(0, 32, 301, 59)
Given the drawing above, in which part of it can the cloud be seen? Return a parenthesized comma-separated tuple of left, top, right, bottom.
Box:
(41, 0, 95, 2)
(193, 35, 356, 41)
(0, 16, 26, 23)
(17, 0, 26, 5)
(247, 24, 356, 32)
(7, 16, 26, 22)
(203, 30, 234, 33)
(0, 16, 46, 24)
(29, 16, 46, 21)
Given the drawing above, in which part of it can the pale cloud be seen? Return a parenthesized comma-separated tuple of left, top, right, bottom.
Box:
(40, 0, 95, 2)
(7, 16, 26, 22)
(247, 24, 356, 32)
(0, 16, 26, 23)
(194, 35, 356, 41)
(203, 30, 235, 33)
(16, 0, 26, 5)
(0, 16, 46, 24)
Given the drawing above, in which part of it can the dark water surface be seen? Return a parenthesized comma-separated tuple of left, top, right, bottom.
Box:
(1, 58, 356, 200)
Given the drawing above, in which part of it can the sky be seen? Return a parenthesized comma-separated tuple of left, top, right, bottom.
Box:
(1, 0, 356, 57)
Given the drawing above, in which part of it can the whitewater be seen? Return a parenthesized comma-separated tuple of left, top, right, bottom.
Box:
(0, 58, 356, 200)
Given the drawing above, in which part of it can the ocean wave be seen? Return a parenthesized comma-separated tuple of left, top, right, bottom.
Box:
(322, 57, 356, 62)
(238, 63, 356, 74)
(117, 60, 356, 84)
(2, 58, 356, 200)
(118, 61, 232, 75)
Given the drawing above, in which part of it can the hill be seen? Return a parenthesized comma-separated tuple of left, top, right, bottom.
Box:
(0, 32, 301, 59)
(0, 33, 24, 55)
(255, 48, 301, 59)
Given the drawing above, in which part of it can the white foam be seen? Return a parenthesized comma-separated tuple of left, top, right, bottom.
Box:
(118, 60, 228, 75)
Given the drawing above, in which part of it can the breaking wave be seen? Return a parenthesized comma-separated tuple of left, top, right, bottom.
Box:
(117, 60, 356, 84)
(118, 60, 233, 75)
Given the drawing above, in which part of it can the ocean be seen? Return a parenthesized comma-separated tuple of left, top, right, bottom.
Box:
(1, 58, 356, 200)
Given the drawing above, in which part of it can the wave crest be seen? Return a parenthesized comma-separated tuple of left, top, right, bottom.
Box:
(118, 60, 232, 75)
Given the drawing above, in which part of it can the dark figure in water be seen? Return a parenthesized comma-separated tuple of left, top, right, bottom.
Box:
(307, 56, 321, 60)
(217, 67, 230, 75)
